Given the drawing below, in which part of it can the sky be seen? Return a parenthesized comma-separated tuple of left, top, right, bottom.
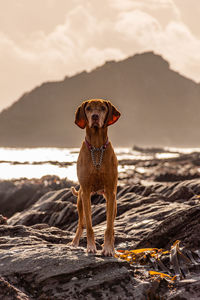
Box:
(0, 0, 200, 112)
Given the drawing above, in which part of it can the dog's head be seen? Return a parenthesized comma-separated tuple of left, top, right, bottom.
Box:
(75, 99, 120, 129)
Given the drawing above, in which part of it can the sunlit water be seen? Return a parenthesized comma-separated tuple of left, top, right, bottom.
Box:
(0, 147, 199, 182)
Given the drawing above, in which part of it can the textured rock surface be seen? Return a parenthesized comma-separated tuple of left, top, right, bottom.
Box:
(0, 176, 72, 217)
(8, 179, 200, 251)
(118, 152, 200, 185)
(0, 177, 198, 299)
(0, 223, 199, 300)
(0, 224, 148, 299)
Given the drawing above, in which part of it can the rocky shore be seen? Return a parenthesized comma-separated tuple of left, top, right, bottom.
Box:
(0, 151, 200, 299)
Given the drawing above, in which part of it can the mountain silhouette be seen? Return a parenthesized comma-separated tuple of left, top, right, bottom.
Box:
(0, 51, 199, 148)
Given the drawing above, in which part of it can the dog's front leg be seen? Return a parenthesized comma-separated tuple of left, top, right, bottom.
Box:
(102, 191, 117, 256)
(72, 190, 84, 247)
(82, 189, 97, 253)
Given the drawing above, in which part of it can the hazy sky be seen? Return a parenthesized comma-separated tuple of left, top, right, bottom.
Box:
(0, 0, 200, 112)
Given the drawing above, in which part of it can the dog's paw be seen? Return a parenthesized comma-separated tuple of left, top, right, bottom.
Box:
(101, 244, 115, 257)
(87, 243, 97, 254)
(71, 243, 78, 248)
(71, 240, 79, 248)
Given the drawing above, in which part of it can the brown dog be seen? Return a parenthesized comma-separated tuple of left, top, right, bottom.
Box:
(71, 99, 120, 256)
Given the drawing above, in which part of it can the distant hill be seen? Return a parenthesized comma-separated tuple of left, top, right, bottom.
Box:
(0, 51, 200, 148)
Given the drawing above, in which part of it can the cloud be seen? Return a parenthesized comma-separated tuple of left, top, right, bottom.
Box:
(0, 3, 126, 111)
(84, 47, 124, 70)
(114, 7, 200, 81)
(115, 10, 161, 43)
(156, 21, 200, 80)
(1, 0, 200, 112)
(110, 0, 181, 29)
(110, 0, 180, 15)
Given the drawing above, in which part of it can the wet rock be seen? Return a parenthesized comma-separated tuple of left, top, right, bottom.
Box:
(167, 185, 195, 202)
(0, 176, 73, 217)
(135, 205, 200, 250)
(120, 152, 200, 184)
(8, 180, 200, 251)
(0, 225, 140, 300)
(154, 171, 200, 182)
(2, 177, 200, 299)
(9, 188, 77, 229)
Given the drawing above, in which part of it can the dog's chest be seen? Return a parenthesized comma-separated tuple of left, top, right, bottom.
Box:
(77, 145, 117, 192)
(88, 171, 105, 192)
(78, 167, 105, 192)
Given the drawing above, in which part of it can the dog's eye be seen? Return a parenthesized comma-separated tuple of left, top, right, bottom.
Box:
(86, 106, 91, 111)
(101, 106, 106, 111)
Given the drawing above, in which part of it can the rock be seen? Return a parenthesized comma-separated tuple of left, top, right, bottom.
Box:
(119, 152, 200, 184)
(8, 180, 200, 251)
(0, 214, 7, 225)
(0, 276, 30, 300)
(9, 188, 78, 229)
(0, 176, 73, 217)
(135, 205, 200, 250)
(167, 185, 195, 202)
(0, 225, 141, 299)
(0, 222, 198, 299)
(154, 171, 200, 182)
(1, 177, 200, 299)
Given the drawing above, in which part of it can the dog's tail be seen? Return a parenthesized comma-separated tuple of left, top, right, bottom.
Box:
(71, 186, 79, 197)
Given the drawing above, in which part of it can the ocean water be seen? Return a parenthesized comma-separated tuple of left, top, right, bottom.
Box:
(0, 147, 199, 182)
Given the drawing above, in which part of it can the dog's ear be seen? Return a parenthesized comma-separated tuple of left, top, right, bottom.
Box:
(105, 101, 121, 126)
(75, 102, 87, 129)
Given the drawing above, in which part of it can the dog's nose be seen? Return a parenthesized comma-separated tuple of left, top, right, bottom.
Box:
(92, 114, 99, 121)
